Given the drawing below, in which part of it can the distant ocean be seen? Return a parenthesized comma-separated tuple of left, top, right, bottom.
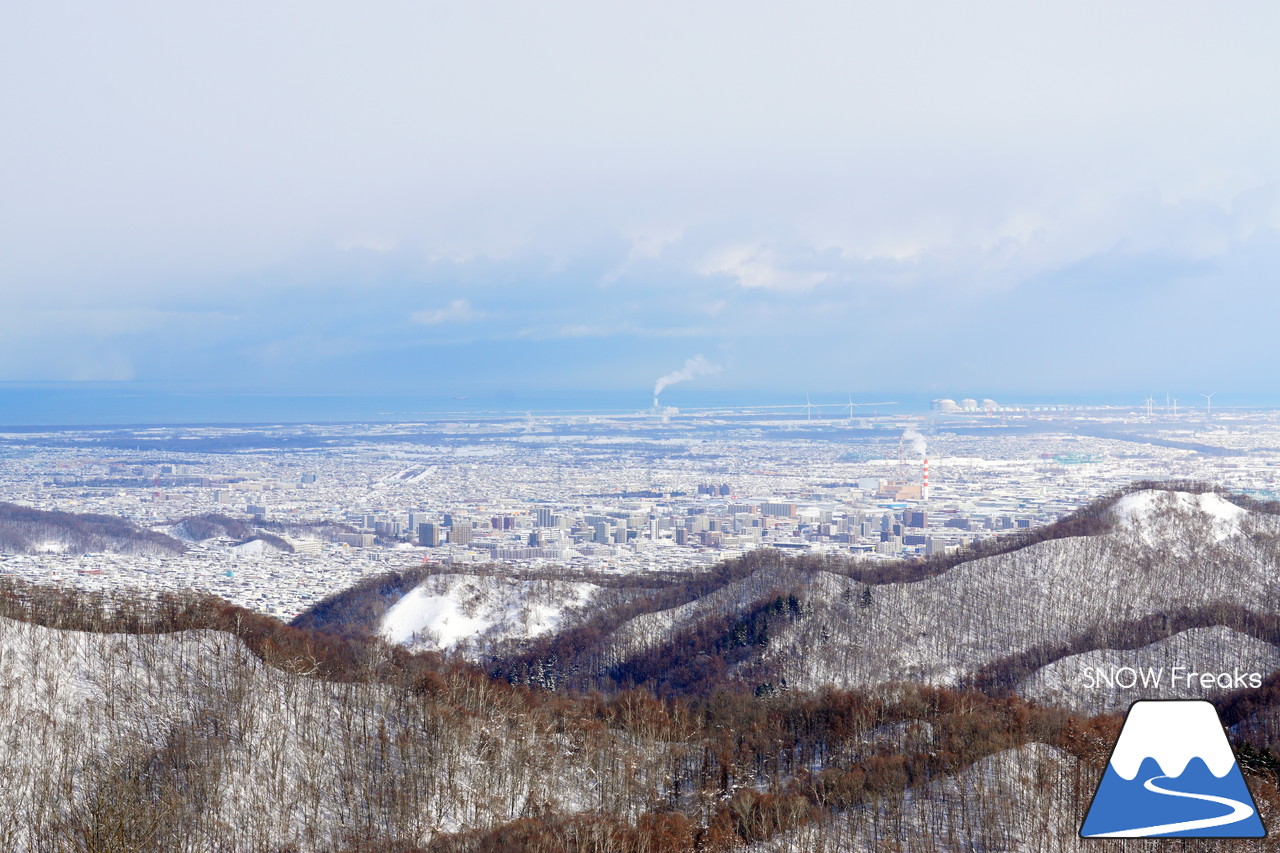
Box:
(0, 384, 1270, 428)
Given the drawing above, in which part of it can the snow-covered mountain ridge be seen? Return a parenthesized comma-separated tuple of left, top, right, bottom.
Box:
(0, 610, 679, 850)
(9, 484, 1280, 852)
(424, 486, 1280, 701)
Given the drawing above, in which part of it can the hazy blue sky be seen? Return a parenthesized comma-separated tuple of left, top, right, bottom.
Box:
(2, 1, 1278, 401)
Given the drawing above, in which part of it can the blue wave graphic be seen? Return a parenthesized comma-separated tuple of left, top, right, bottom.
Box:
(1082, 757, 1265, 838)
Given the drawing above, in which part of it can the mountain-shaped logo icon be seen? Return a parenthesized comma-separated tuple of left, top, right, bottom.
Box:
(1080, 700, 1266, 838)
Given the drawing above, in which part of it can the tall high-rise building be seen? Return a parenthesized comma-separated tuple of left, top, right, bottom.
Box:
(418, 523, 443, 547)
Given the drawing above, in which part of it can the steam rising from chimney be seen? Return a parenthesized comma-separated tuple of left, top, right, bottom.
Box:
(653, 355, 720, 407)
(903, 427, 927, 458)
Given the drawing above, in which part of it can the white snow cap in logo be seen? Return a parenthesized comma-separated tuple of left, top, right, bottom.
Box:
(1110, 700, 1237, 781)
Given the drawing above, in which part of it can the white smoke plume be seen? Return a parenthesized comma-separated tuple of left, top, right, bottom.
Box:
(653, 355, 721, 402)
(903, 427, 928, 459)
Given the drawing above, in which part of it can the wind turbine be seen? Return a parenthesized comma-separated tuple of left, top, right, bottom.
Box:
(1202, 392, 1215, 419)
(1172, 398, 1178, 417)
(1144, 396, 1154, 419)
(805, 394, 813, 422)
(847, 395, 856, 424)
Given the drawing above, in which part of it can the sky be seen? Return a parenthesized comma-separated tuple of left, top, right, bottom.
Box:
(2, 1, 1279, 407)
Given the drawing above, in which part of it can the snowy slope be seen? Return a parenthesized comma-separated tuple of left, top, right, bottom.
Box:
(764, 492, 1280, 690)
(0, 615, 675, 851)
(378, 573, 600, 653)
(606, 564, 811, 658)
(1017, 626, 1280, 715)
(750, 743, 1087, 853)
(230, 537, 275, 557)
(592, 488, 1280, 693)
(1112, 489, 1246, 544)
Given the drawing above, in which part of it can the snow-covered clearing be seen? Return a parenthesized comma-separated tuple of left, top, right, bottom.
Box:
(379, 573, 600, 653)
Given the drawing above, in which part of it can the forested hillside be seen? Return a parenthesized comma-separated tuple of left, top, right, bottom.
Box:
(435, 484, 1280, 705)
(7, 482, 1280, 850)
(0, 502, 185, 556)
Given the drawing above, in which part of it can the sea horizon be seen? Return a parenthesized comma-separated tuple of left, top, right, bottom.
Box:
(0, 383, 1266, 428)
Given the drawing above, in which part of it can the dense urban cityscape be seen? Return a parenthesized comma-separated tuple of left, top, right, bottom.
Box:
(2, 398, 1276, 618)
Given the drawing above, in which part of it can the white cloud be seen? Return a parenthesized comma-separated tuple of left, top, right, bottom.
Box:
(697, 244, 828, 291)
(410, 299, 481, 325)
(624, 225, 685, 260)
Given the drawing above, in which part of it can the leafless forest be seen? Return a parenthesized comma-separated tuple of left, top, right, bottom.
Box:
(4, 482, 1280, 850)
